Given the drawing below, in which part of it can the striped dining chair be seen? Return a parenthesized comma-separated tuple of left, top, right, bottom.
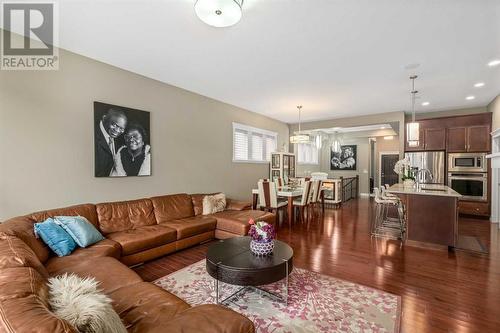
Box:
(309, 180, 323, 216)
(257, 180, 288, 225)
(292, 180, 313, 223)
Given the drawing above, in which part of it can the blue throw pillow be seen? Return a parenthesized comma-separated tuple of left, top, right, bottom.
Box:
(54, 216, 104, 248)
(34, 218, 77, 257)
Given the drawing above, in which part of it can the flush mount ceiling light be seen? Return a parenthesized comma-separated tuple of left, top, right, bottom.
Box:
(466, 95, 475, 100)
(421, 101, 430, 106)
(474, 82, 485, 88)
(290, 106, 311, 144)
(406, 75, 420, 148)
(195, 0, 243, 28)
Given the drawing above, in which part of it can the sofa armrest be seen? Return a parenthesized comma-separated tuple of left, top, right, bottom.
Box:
(226, 199, 252, 211)
(164, 304, 255, 333)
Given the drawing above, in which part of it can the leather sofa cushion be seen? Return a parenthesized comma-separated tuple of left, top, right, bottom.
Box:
(211, 210, 275, 235)
(107, 225, 176, 256)
(151, 194, 194, 222)
(29, 203, 99, 228)
(0, 233, 48, 278)
(155, 305, 255, 333)
(45, 238, 121, 273)
(47, 256, 142, 294)
(161, 216, 217, 240)
(0, 216, 51, 263)
(190, 193, 220, 216)
(110, 282, 190, 331)
(226, 199, 252, 211)
(0, 267, 77, 332)
(96, 198, 156, 234)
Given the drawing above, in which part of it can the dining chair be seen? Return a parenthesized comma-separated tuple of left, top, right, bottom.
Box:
(276, 177, 284, 187)
(292, 180, 312, 223)
(296, 178, 306, 186)
(257, 180, 288, 225)
(309, 180, 323, 216)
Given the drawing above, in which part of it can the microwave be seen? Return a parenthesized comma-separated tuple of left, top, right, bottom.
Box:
(448, 153, 487, 173)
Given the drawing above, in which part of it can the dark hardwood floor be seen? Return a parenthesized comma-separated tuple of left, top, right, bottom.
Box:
(133, 198, 500, 333)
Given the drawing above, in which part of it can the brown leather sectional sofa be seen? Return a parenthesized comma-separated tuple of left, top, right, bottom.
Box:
(0, 193, 275, 333)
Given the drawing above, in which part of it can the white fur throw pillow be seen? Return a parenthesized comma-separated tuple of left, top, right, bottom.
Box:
(202, 193, 226, 215)
(48, 273, 127, 333)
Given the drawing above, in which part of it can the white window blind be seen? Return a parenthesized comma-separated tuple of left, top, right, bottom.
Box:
(233, 123, 277, 163)
(297, 143, 319, 165)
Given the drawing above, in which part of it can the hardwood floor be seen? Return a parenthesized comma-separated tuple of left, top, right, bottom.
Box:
(133, 198, 500, 332)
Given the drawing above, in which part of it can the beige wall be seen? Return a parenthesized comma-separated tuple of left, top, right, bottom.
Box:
(297, 136, 370, 194)
(0, 46, 288, 219)
(489, 95, 500, 130)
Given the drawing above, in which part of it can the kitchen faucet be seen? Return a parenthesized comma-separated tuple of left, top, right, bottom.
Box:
(416, 168, 433, 186)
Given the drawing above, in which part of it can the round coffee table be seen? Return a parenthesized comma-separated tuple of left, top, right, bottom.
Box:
(206, 236, 293, 305)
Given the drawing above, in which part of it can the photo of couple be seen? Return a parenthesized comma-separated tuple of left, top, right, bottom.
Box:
(94, 102, 152, 177)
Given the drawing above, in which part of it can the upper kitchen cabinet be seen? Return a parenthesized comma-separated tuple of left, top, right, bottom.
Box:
(467, 125, 490, 152)
(446, 127, 467, 152)
(424, 128, 446, 150)
(446, 125, 490, 152)
(405, 113, 492, 153)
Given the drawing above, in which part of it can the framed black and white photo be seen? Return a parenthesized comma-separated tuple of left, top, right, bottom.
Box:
(330, 145, 357, 171)
(94, 101, 151, 177)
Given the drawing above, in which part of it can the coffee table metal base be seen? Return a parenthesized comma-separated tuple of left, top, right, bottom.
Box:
(214, 259, 290, 306)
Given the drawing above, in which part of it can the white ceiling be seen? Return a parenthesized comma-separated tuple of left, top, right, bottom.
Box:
(9, 0, 500, 123)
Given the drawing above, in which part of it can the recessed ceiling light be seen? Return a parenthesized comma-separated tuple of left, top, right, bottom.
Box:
(421, 102, 430, 106)
(488, 59, 500, 67)
(466, 96, 475, 100)
(474, 82, 485, 88)
(380, 126, 386, 129)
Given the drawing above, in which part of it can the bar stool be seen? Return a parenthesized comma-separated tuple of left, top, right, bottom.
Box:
(372, 188, 406, 240)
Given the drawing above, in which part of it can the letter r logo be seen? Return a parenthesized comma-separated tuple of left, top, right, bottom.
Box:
(2, 3, 54, 55)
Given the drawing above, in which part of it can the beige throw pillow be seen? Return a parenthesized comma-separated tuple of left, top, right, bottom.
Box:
(202, 193, 226, 215)
(48, 273, 127, 333)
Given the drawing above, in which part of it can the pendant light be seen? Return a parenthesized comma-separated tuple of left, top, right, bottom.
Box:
(290, 106, 311, 144)
(195, 0, 243, 28)
(331, 132, 341, 153)
(406, 75, 419, 147)
(314, 132, 323, 149)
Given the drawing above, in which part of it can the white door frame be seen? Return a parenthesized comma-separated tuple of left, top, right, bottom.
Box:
(379, 151, 400, 188)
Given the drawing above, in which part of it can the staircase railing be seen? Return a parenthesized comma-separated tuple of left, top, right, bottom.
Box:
(340, 175, 359, 202)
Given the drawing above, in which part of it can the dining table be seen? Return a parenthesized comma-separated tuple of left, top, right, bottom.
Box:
(251, 186, 325, 227)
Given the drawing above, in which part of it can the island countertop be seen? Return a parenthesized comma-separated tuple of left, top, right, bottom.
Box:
(386, 183, 462, 198)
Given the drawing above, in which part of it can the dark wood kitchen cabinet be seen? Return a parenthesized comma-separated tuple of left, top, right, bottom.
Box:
(446, 127, 467, 152)
(467, 125, 490, 152)
(423, 128, 446, 150)
(446, 125, 490, 152)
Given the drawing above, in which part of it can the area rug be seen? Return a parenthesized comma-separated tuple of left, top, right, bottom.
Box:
(154, 260, 401, 333)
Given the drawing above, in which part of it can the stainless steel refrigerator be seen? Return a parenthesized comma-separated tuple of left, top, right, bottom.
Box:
(404, 151, 445, 184)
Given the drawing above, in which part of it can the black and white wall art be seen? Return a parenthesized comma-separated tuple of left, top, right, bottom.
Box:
(330, 145, 357, 171)
(94, 101, 151, 177)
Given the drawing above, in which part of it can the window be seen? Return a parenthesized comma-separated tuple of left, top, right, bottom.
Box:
(297, 143, 319, 165)
(233, 123, 277, 163)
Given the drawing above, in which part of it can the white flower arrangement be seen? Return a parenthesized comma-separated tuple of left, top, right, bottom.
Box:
(394, 158, 415, 180)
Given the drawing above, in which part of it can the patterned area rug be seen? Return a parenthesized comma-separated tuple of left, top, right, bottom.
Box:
(154, 260, 401, 333)
(154, 260, 400, 332)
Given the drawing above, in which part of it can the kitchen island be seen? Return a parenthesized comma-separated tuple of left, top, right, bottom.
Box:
(387, 184, 462, 249)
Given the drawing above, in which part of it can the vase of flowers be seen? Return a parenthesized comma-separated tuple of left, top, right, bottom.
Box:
(394, 158, 415, 187)
(248, 219, 276, 256)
